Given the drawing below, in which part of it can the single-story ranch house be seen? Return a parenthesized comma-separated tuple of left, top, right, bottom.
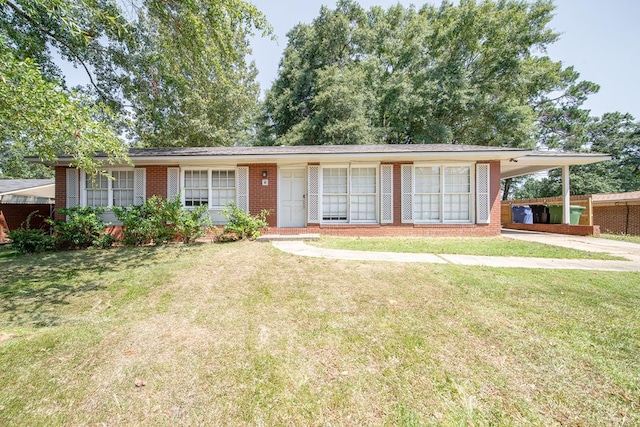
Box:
(50, 144, 609, 237)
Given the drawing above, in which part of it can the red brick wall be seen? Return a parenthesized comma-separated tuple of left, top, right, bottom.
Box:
(485, 160, 502, 235)
(54, 166, 69, 220)
(52, 160, 504, 237)
(145, 165, 171, 199)
(0, 204, 53, 232)
(504, 223, 600, 237)
(391, 162, 411, 226)
(242, 163, 278, 227)
(593, 204, 640, 235)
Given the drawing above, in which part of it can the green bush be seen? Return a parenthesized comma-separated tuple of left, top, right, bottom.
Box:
(220, 203, 269, 240)
(172, 203, 212, 243)
(49, 206, 111, 250)
(8, 212, 55, 254)
(113, 195, 212, 246)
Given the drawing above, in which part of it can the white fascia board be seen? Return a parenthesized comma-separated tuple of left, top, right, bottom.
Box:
(116, 150, 531, 166)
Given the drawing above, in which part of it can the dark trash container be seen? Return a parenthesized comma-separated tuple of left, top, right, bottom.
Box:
(530, 205, 550, 224)
(511, 205, 533, 224)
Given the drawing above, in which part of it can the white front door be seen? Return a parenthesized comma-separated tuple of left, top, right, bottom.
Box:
(280, 168, 306, 227)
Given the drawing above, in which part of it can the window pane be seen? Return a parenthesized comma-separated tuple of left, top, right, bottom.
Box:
(351, 168, 376, 194)
(414, 194, 440, 221)
(211, 170, 236, 207)
(86, 174, 108, 207)
(112, 170, 134, 207)
(322, 168, 347, 194)
(415, 167, 440, 193)
(444, 194, 470, 221)
(350, 195, 376, 221)
(322, 195, 347, 221)
(184, 170, 208, 207)
(444, 166, 470, 193)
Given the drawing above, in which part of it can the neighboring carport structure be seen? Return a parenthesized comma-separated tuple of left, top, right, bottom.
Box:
(0, 179, 55, 241)
(500, 151, 611, 225)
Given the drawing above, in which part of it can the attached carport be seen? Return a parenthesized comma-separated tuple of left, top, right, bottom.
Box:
(500, 152, 611, 225)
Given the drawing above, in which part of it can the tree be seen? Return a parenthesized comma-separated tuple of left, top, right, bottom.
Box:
(263, 0, 596, 148)
(514, 112, 640, 198)
(1, 0, 269, 177)
(119, 0, 268, 147)
(0, 37, 128, 177)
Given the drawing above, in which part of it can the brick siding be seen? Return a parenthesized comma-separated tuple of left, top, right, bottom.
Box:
(242, 163, 278, 227)
(54, 166, 68, 220)
(145, 165, 172, 198)
(0, 203, 53, 232)
(593, 204, 640, 235)
(53, 161, 504, 237)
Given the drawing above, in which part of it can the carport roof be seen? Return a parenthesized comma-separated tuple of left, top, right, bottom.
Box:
(0, 179, 54, 197)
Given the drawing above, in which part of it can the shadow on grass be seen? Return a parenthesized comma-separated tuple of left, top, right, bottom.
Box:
(0, 245, 169, 327)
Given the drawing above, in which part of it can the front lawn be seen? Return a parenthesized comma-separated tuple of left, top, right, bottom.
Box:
(601, 233, 640, 245)
(310, 236, 625, 259)
(1, 242, 638, 425)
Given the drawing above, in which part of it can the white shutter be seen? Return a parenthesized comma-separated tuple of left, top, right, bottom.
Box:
(236, 166, 249, 213)
(380, 164, 393, 224)
(401, 164, 413, 223)
(476, 163, 491, 224)
(307, 165, 320, 223)
(134, 168, 146, 205)
(167, 167, 180, 201)
(66, 168, 79, 208)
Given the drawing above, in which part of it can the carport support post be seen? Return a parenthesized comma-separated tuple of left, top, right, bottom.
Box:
(562, 165, 571, 224)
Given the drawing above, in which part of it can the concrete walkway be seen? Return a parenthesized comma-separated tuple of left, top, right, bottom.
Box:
(271, 230, 640, 272)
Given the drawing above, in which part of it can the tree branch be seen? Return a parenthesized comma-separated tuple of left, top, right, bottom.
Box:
(4, 0, 111, 101)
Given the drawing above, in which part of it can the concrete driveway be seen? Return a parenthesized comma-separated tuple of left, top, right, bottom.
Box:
(271, 230, 640, 272)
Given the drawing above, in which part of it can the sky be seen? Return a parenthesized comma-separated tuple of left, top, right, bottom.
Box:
(247, 0, 640, 118)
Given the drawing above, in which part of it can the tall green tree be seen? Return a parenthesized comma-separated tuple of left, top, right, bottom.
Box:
(514, 112, 640, 198)
(0, 0, 131, 176)
(263, 0, 598, 148)
(1, 0, 269, 177)
(120, 0, 268, 147)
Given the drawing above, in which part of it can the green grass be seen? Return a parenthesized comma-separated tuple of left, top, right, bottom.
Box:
(601, 233, 640, 245)
(1, 242, 639, 425)
(309, 236, 626, 259)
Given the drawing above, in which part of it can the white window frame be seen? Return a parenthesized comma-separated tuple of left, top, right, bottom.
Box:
(183, 169, 210, 207)
(321, 165, 349, 222)
(180, 167, 237, 210)
(319, 163, 379, 224)
(412, 163, 474, 224)
(81, 168, 137, 208)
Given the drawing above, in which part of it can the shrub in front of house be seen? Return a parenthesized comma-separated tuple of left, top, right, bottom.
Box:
(48, 207, 112, 250)
(113, 195, 212, 246)
(217, 203, 269, 241)
(8, 212, 56, 254)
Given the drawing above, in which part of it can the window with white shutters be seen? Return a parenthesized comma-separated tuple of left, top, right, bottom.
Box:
(410, 164, 473, 224)
(84, 169, 142, 208)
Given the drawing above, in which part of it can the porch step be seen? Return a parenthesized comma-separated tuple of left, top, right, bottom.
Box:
(256, 233, 320, 242)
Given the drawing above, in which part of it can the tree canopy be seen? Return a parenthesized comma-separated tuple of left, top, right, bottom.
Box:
(0, 0, 269, 177)
(262, 0, 598, 148)
(514, 112, 640, 198)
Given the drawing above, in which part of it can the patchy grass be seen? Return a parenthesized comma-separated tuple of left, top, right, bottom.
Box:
(1, 242, 639, 425)
(601, 233, 640, 245)
(310, 236, 625, 260)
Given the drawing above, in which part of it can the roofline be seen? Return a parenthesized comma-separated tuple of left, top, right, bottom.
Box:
(46, 149, 534, 167)
(0, 183, 56, 197)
